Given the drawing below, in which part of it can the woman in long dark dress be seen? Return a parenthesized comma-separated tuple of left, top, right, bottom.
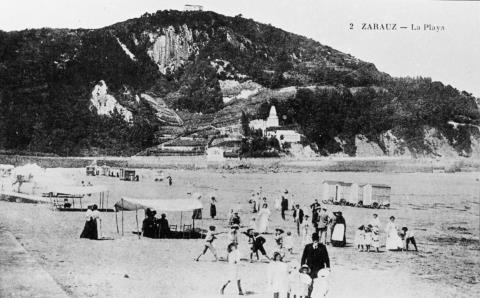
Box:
(80, 205, 98, 240)
(331, 211, 346, 247)
(210, 197, 217, 219)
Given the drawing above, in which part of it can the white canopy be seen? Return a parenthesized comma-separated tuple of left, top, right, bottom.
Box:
(45, 185, 108, 195)
(114, 197, 203, 212)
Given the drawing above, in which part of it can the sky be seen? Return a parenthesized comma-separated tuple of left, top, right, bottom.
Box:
(0, 0, 479, 96)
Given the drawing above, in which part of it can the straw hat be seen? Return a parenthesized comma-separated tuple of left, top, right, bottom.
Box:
(300, 264, 311, 274)
(318, 268, 330, 278)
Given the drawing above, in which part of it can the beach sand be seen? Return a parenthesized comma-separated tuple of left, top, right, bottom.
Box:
(0, 169, 479, 297)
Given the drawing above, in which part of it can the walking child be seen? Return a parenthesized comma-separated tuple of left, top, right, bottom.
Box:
(220, 243, 244, 295)
(364, 225, 373, 252)
(284, 231, 294, 254)
(354, 225, 365, 252)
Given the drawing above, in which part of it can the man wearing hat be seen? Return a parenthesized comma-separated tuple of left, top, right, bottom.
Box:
(301, 233, 330, 279)
(317, 208, 330, 245)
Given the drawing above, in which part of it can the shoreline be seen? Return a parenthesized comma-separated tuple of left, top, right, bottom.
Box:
(1, 154, 479, 173)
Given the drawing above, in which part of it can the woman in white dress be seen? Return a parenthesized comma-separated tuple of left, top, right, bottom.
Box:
(385, 216, 403, 250)
(256, 203, 271, 233)
(274, 195, 282, 211)
(301, 215, 312, 246)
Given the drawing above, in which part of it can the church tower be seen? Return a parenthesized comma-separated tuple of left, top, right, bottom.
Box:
(266, 105, 279, 127)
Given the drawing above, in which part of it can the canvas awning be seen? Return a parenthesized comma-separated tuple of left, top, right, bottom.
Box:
(45, 185, 108, 195)
(114, 197, 203, 212)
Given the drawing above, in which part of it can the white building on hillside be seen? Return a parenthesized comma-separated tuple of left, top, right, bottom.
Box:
(249, 106, 279, 133)
(249, 105, 303, 144)
(184, 4, 204, 11)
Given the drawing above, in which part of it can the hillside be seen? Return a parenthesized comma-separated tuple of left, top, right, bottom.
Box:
(0, 9, 478, 157)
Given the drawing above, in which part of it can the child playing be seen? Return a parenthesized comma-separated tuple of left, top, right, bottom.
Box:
(364, 225, 373, 252)
(220, 243, 244, 295)
(196, 226, 224, 261)
(284, 231, 294, 254)
(354, 225, 365, 252)
(274, 228, 285, 250)
(402, 227, 418, 251)
(371, 226, 380, 252)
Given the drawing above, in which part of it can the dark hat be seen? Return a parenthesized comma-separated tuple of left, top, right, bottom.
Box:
(231, 224, 240, 229)
(275, 228, 284, 234)
(312, 233, 320, 241)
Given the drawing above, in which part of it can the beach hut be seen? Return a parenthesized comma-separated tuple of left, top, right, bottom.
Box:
(322, 181, 352, 204)
(362, 183, 391, 208)
(120, 168, 137, 181)
(86, 166, 96, 176)
(114, 197, 203, 238)
(100, 165, 111, 176)
(44, 185, 111, 212)
(0, 164, 14, 177)
(348, 183, 364, 205)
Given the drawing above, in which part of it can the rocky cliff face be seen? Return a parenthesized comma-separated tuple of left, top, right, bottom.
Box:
(90, 80, 133, 121)
(145, 24, 200, 74)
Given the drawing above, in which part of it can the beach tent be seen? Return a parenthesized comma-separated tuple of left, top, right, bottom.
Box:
(44, 185, 110, 211)
(113, 197, 203, 237)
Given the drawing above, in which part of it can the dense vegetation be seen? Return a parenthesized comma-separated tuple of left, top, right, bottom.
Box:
(256, 78, 479, 156)
(0, 10, 478, 156)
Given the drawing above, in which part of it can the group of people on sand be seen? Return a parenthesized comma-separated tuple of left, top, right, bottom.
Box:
(196, 221, 331, 297)
(355, 214, 418, 252)
(141, 208, 171, 239)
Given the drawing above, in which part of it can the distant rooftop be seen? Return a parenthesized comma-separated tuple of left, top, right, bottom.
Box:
(184, 4, 204, 11)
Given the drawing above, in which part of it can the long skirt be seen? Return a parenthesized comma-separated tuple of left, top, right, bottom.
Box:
(210, 204, 217, 219)
(386, 231, 403, 250)
(331, 223, 346, 247)
(80, 219, 98, 240)
(256, 214, 269, 233)
(192, 208, 202, 219)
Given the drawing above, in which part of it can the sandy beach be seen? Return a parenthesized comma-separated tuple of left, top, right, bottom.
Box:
(0, 168, 479, 297)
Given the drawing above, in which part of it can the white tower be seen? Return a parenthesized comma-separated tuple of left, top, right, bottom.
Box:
(266, 105, 279, 127)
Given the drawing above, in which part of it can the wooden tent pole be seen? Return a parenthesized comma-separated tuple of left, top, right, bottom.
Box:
(180, 212, 183, 230)
(106, 192, 109, 211)
(115, 209, 119, 234)
(136, 207, 140, 239)
(121, 199, 124, 236)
